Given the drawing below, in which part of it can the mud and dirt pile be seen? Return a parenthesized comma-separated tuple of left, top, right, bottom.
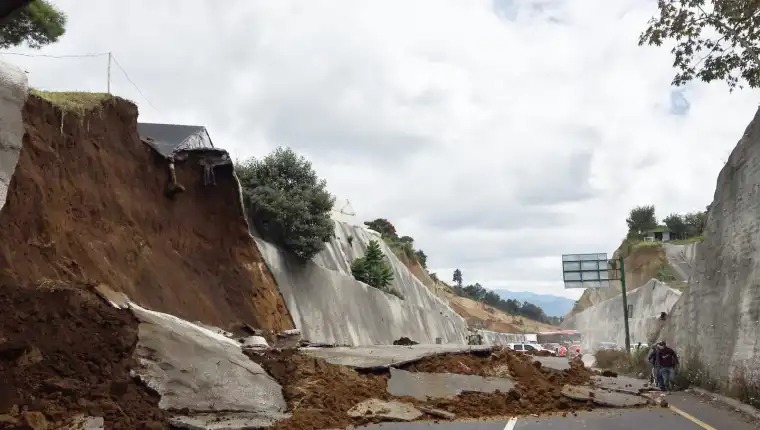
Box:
(248, 348, 595, 430)
(0, 280, 167, 429)
(0, 93, 292, 333)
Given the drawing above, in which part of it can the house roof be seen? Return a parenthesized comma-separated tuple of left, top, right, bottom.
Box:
(137, 122, 215, 158)
(645, 225, 670, 233)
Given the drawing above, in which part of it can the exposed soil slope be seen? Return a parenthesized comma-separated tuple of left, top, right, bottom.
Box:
(0, 280, 167, 429)
(0, 94, 293, 333)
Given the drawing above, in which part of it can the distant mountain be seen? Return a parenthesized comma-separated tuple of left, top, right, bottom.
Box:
(493, 290, 575, 318)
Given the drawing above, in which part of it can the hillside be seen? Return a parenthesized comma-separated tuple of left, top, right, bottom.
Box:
(395, 257, 558, 333)
(494, 290, 575, 317)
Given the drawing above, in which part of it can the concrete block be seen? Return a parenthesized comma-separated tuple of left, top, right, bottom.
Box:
(347, 399, 422, 422)
(387, 367, 515, 401)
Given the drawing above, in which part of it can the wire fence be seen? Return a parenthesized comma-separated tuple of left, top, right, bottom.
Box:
(0, 51, 162, 115)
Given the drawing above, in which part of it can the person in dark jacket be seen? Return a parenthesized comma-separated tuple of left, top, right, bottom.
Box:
(656, 341, 679, 391)
(647, 344, 663, 387)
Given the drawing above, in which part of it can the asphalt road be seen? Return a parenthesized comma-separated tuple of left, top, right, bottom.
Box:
(352, 391, 760, 430)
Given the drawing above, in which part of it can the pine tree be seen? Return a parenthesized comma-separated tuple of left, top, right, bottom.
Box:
(351, 240, 395, 294)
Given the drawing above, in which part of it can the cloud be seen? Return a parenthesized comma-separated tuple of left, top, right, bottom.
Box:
(4, 0, 760, 301)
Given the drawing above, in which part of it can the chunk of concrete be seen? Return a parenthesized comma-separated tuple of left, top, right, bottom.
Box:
(129, 303, 289, 428)
(418, 406, 456, 420)
(532, 356, 570, 370)
(63, 415, 104, 429)
(301, 344, 493, 370)
(592, 389, 649, 407)
(347, 399, 422, 422)
(591, 375, 651, 394)
(387, 367, 516, 401)
(561, 384, 649, 408)
(561, 384, 594, 401)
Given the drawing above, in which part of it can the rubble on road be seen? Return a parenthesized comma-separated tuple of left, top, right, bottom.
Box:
(0, 283, 167, 429)
(561, 384, 649, 407)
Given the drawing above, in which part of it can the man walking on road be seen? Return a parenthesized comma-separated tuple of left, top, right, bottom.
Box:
(648, 343, 662, 387)
(656, 341, 679, 391)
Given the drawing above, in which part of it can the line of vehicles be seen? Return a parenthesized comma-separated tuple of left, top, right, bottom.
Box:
(505, 341, 583, 358)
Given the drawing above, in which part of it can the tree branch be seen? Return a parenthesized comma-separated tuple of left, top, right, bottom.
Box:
(697, 4, 760, 66)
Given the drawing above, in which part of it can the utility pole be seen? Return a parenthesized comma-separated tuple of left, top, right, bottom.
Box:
(107, 52, 112, 94)
(619, 256, 631, 352)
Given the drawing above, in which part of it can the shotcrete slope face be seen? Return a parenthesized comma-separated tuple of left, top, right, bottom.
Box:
(254, 221, 469, 345)
(663, 107, 760, 397)
(561, 279, 681, 350)
(0, 93, 293, 333)
(0, 60, 26, 210)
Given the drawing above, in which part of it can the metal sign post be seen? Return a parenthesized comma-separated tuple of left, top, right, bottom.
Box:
(561, 253, 631, 352)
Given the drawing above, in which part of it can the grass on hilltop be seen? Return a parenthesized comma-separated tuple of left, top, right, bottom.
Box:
(30, 90, 113, 116)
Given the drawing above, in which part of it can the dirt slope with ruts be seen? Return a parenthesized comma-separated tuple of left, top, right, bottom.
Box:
(0, 93, 293, 333)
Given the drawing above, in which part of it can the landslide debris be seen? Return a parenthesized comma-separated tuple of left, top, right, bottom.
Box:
(0, 280, 167, 429)
(247, 348, 597, 430)
(0, 92, 292, 333)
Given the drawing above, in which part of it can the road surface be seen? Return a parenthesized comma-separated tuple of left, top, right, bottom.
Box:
(663, 244, 693, 282)
(352, 391, 760, 430)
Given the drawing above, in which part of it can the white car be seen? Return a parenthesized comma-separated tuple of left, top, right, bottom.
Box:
(506, 343, 557, 355)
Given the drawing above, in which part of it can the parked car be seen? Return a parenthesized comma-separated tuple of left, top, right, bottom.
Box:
(507, 343, 557, 355)
(542, 343, 562, 354)
(594, 341, 623, 352)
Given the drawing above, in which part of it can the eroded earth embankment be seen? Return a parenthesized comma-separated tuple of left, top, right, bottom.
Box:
(0, 93, 293, 333)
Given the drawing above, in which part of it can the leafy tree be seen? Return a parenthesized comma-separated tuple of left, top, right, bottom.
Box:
(0, 0, 66, 49)
(351, 240, 398, 297)
(626, 205, 657, 238)
(236, 147, 335, 260)
(640, 0, 760, 90)
(664, 213, 688, 239)
(452, 269, 463, 287)
(364, 218, 398, 239)
(463, 283, 487, 301)
(414, 249, 427, 268)
(683, 211, 707, 236)
(429, 272, 439, 283)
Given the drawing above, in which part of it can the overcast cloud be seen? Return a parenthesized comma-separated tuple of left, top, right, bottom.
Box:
(4, 0, 759, 299)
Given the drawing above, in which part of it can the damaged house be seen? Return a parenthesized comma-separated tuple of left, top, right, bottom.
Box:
(137, 122, 231, 195)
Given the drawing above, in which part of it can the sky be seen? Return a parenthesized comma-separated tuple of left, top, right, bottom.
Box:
(3, 0, 759, 300)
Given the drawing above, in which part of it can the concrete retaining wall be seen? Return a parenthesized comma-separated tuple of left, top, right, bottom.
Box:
(253, 219, 468, 346)
(663, 107, 760, 398)
(0, 60, 27, 210)
(562, 279, 681, 351)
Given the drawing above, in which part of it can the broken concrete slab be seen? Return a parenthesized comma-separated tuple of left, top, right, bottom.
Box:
(387, 367, 516, 401)
(561, 384, 649, 408)
(64, 415, 104, 429)
(128, 303, 289, 429)
(301, 344, 493, 370)
(347, 399, 422, 422)
(592, 389, 649, 407)
(418, 406, 456, 420)
(561, 384, 595, 401)
(591, 375, 651, 394)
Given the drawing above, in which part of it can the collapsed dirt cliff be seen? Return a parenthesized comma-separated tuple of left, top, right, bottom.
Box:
(0, 93, 293, 333)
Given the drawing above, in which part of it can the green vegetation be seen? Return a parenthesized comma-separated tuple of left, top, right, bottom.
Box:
(624, 205, 707, 244)
(351, 239, 401, 299)
(30, 90, 112, 116)
(655, 263, 678, 283)
(626, 205, 657, 239)
(0, 0, 66, 49)
(363, 218, 429, 269)
(640, 0, 760, 90)
(671, 235, 705, 245)
(594, 348, 650, 377)
(452, 268, 463, 287)
(236, 147, 335, 260)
